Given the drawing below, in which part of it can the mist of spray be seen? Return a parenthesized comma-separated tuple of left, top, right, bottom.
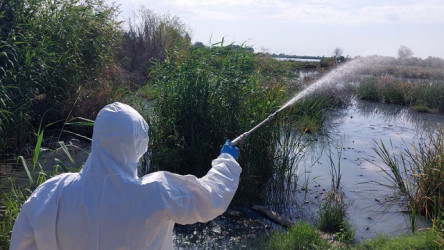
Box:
(231, 57, 371, 146)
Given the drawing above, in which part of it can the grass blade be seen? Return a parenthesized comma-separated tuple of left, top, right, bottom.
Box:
(33, 128, 44, 171)
(58, 141, 75, 167)
(17, 156, 33, 186)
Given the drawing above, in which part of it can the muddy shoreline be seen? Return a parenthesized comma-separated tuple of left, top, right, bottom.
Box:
(173, 207, 279, 249)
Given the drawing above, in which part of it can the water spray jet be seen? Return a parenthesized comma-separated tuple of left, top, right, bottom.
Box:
(231, 58, 368, 147)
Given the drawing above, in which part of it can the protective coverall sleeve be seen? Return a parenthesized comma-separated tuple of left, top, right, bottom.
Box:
(9, 205, 37, 250)
(156, 153, 241, 225)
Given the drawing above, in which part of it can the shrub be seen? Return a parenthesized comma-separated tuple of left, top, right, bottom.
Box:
(118, 7, 191, 83)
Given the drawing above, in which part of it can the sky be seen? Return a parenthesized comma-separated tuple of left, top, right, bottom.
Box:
(111, 0, 444, 59)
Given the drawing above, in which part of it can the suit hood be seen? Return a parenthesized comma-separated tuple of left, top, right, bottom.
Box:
(81, 102, 149, 177)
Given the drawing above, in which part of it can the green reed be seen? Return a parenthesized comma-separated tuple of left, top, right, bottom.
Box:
(317, 149, 354, 243)
(148, 42, 348, 204)
(374, 128, 444, 231)
(0, 0, 121, 153)
(354, 56, 444, 113)
(149, 44, 281, 176)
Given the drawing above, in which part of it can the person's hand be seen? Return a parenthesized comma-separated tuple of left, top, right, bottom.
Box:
(220, 139, 239, 160)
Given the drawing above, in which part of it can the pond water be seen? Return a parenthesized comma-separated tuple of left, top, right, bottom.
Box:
(266, 99, 444, 242)
(275, 57, 322, 63)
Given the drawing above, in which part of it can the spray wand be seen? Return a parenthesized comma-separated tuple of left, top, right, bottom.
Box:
(230, 71, 318, 147)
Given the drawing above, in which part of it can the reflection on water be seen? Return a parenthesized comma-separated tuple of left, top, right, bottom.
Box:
(0, 157, 28, 193)
(266, 99, 444, 241)
(354, 100, 444, 132)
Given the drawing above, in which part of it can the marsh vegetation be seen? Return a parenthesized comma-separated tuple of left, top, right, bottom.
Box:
(1, 1, 444, 248)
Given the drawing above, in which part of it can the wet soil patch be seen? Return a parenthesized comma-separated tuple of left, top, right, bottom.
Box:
(173, 207, 281, 249)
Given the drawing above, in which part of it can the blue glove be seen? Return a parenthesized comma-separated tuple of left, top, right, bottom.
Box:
(220, 139, 239, 160)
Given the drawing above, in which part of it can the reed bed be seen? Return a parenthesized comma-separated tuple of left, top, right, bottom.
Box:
(148, 44, 285, 203)
(357, 77, 444, 113)
(352, 56, 444, 113)
(0, 0, 121, 153)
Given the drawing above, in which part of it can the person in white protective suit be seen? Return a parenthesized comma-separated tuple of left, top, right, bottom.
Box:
(10, 102, 241, 250)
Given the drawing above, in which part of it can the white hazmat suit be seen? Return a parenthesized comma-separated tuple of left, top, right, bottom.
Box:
(10, 102, 241, 250)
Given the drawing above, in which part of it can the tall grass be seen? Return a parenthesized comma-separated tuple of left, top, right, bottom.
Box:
(265, 87, 348, 211)
(317, 149, 354, 243)
(288, 86, 349, 135)
(148, 44, 287, 203)
(266, 115, 307, 212)
(353, 55, 444, 113)
(357, 76, 444, 113)
(1, 127, 49, 248)
(264, 222, 330, 250)
(358, 229, 443, 250)
(0, 0, 121, 153)
(263, 223, 443, 249)
(354, 55, 444, 80)
(373, 129, 444, 231)
(149, 44, 282, 174)
(0, 181, 29, 249)
(148, 42, 349, 203)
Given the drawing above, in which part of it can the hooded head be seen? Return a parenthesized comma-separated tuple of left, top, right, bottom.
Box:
(81, 102, 149, 177)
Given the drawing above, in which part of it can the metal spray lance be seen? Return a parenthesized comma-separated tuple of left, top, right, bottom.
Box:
(230, 104, 288, 147)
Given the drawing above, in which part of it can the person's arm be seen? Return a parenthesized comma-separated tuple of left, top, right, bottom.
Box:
(10, 175, 66, 250)
(156, 141, 241, 224)
(10, 205, 38, 250)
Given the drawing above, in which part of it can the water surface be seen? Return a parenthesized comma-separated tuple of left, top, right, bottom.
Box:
(267, 99, 444, 241)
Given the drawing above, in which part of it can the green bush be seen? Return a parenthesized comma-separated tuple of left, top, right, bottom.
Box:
(0, 0, 121, 153)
